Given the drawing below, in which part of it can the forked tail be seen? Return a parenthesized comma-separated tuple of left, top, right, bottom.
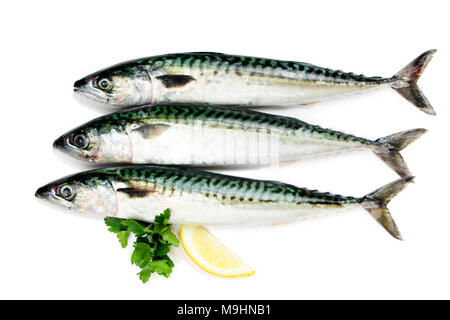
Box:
(374, 128, 427, 178)
(359, 176, 414, 240)
(392, 49, 436, 115)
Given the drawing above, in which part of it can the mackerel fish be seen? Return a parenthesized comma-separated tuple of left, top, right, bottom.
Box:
(35, 165, 413, 240)
(53, 104, 426, 178)
(74, 50, 436, 115)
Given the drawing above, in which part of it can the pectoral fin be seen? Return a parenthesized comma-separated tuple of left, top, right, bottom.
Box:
(132, 123, 170, 139)
(117, 187, 154, 198)
(156, 75, 196, 88)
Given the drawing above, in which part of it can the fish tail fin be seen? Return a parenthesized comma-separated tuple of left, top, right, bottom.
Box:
(392, 49, 436, 115)
(359, 176, 414, 240)
(374, 128, 427, 178)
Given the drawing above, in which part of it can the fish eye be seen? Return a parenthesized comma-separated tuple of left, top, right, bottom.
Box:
(58, 184, 75, 200)
(73, 134, 89, 149)
(98, 78, 113, 91)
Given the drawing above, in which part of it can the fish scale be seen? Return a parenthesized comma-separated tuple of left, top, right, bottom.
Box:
(87, 166, 357, 205)
(143, 52, 387, 83)
(99, 104, 371, 144)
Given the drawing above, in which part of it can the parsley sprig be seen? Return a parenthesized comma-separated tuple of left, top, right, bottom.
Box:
(104, 209, 179, 283)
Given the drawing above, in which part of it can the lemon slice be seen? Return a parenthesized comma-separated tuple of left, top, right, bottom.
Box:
(180, 224, 255, 277)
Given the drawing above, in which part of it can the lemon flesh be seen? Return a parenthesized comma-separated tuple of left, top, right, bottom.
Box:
(180, 225, 255, 277)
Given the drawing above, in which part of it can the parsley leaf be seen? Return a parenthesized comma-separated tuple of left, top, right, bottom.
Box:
(149, 259, 172, 278)
(131, 242, 153, 268)
(104, 209, 178, 283)
(161, 229, 180, 247)
(155, 208, 171, 225)
(121, 220, 146, 237)
(104, 217, 126, 233)
(163, 255, 174, 268)
(138, 268, 152, 283)
(117, 231, 130, 248)
(155, 243, 170, 257)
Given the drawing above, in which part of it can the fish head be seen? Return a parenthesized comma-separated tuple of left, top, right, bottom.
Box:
(35, 172, 117, 216)
(74, 63, 152, 107)
(53, 121, 132, 163)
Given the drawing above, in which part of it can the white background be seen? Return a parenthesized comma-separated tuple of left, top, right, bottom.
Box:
(0, 0, 448, 299)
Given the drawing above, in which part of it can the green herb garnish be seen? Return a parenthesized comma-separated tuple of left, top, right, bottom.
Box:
(104, 209, 179, 283)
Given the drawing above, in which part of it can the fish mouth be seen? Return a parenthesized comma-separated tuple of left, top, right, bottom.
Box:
(53, 135, 79, 156)
(53, 135, 67, 151)
(35, 185, 51, 200)
(73, 78, 86, 90)
(74, 84, 110, 104)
